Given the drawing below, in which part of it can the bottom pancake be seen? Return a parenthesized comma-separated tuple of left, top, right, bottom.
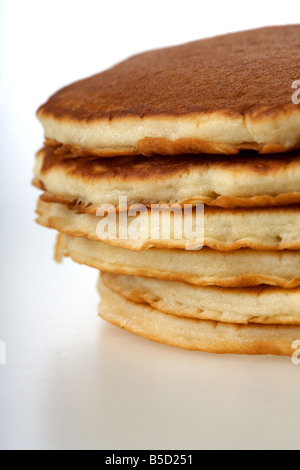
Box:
(98, 279, 300, 356)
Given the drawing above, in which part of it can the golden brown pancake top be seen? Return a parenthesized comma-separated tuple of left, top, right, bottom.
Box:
(38, 25, 300, 121)
(39, 145, 300, 182)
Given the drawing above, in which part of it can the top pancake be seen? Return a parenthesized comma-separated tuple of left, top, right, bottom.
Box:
(38, 26, 300, 157)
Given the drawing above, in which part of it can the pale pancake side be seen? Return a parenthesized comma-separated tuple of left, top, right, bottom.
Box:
(98, 280, 300, 356)
(60, 235, 300, 288)
(37, 199, 300, 251)
(101, 272, 300, 325)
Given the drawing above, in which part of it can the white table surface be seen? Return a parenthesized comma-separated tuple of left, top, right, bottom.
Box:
(0, 204, 300, 450)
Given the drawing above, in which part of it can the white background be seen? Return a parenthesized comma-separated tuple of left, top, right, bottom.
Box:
(0, 0, 300, 450)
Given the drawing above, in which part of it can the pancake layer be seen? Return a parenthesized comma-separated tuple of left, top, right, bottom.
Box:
(34, 146, 300, 209)
(101, 273, 300, 325)
(98, 279, 300, 356)
(60, 235, 300, 288)
(36, 199, 300, 251)
(38, 26, 300, 157)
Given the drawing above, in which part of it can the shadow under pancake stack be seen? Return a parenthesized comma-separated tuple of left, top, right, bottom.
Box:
(34, 26, 300, 357)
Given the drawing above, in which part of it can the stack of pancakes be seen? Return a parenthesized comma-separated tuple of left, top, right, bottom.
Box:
(34, 26, 300, 356)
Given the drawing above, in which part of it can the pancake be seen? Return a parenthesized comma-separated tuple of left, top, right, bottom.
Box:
(38, 26, 300, 157)
(101, 272, 300, 325)
(60, 235, 300, 288)
(98, 279, 300, 356)
(36, 199, 300, 251)
(34, 146, 300, 210)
